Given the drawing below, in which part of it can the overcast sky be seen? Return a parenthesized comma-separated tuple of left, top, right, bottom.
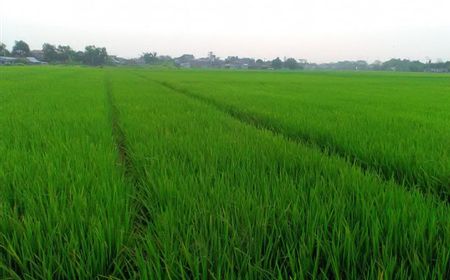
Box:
(1, 0, 449, 62)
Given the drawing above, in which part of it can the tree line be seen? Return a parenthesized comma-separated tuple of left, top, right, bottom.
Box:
(127, 52, 450, 72)
(1, 40, 108, 66)
(1, 40, 449, 72)
(315, 59, 450, 72)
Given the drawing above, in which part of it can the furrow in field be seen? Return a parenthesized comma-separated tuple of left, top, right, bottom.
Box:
(104, 74, 154, 277)
(145, 71, 450, 202)
(107, 72, 450, 278)
(0, 68, 132, 279)
(153, 79, 449, 202)
(153, 81, 406, 184)
(105, 75, 152, 230)
(105, 76, 132, 174)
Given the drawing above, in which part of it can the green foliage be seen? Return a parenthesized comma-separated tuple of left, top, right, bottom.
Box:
(325, 60, 369, 70)
(142, 52, 159, 64)
(42, 43, 58, 62)
(1, 67, 450, 279)
(56, 45, 75, 62)
(0, 67, 132, 278)
(0, 43, 10, 56)
(163, 70, 450, 197)
(43, 43, 82, 64)
(109, 69, 450, 278)
(83, 45, 108, 66)
(284, 57, 300, 69)
(271, 57, 283, 69)
(12, 40, 30, 57)
(382, 59, 426, 72)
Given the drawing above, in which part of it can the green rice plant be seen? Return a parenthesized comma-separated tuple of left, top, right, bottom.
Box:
(143, 70, 450, 198)
(2, 66, 450, 279)
(107, 69, 450, 279)
(0, 67, 133, 279)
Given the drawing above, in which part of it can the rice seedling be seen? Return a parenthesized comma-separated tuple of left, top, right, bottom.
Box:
(144, 70, 450, 198)
(1, 67, 449, 279)
(0, 67, 132, 279)
(107, 69, 450, 279)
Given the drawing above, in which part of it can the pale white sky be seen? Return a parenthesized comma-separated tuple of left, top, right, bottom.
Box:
(1, 0, 449, 62)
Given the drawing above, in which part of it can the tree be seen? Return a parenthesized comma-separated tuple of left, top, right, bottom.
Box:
(381, 59, 425, 72)
(0, 43, 9, 56)
(284, 58, 299, 70)
(57, 45, 75, 62)
(271, 57, 283, 69)
(12, 40, 30, 57)
(43, 44, 76, 63)
(371, 60, 383, 70)
(83, 45, 108, 66)
(73, 51, 85, 63)
(225, 56, 239, 64)
(355, 60, 369, 70)
(42, 43, 58, 62)
(142, 52, 159, 64)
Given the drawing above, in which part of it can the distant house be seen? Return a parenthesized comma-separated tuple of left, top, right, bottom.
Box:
(428, 68, 448, 73)
(176, 54, 195, 62)
(109, 56, 121, 64)
(179, 62, 191, 68)
(26, 57, 46, 64)
(30, 50, 45, 61)
(223, 56, 255, 69)
(0, 56, 46, 65)
(109, 55, 129, 65)
(191, 57, 210, 68)
(175, 54, 195, 67)
(0, 56, 17, 65)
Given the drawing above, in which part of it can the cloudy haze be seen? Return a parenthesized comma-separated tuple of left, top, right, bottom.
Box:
(1, 0, 449, 62)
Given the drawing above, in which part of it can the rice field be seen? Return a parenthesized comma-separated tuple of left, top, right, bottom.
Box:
(1, 66, 450, 279)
